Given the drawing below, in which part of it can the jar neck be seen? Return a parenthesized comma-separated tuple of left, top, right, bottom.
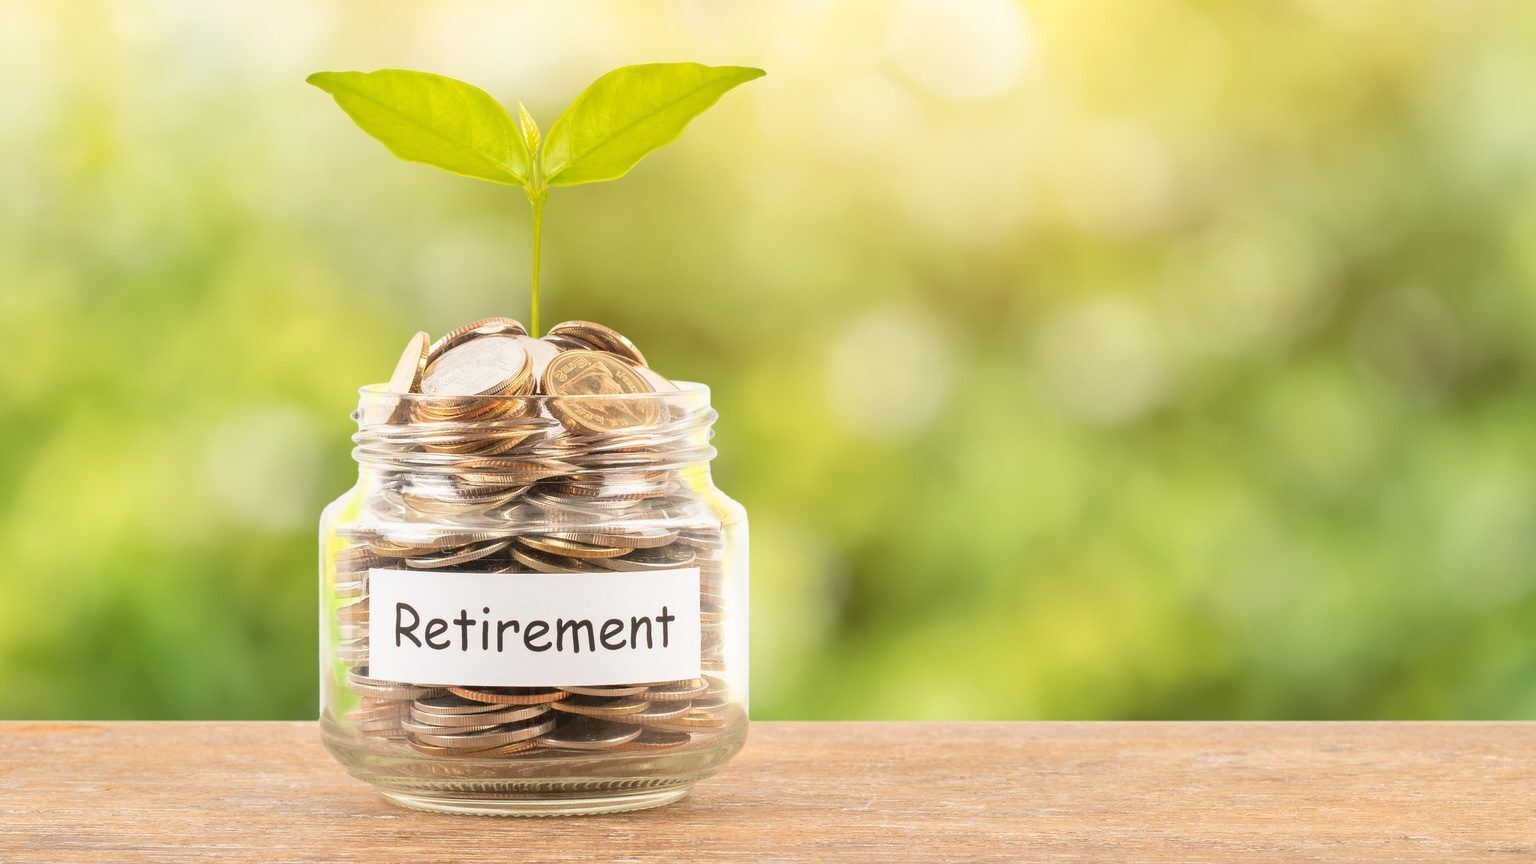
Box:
(350, 388, 718, 487)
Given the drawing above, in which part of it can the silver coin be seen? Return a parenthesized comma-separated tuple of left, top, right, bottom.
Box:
(409, 716, 557, 749)
(626, 701, 692, 724)
(405, 539, 511, 569)
(409, 703, 549, 729)
(420, 335, 528, 397)
(534, 716, 643, 751)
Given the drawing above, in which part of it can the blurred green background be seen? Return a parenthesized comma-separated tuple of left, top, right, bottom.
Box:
(3, 0, 1535, 720)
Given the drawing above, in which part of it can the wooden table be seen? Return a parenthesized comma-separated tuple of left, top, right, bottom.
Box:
(1, 722, 1531, 862)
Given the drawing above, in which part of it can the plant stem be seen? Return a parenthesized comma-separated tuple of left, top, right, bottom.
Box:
(529, 193, 545, 336)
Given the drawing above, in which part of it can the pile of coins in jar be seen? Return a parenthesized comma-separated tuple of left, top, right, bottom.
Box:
(330, 317, 736, 758)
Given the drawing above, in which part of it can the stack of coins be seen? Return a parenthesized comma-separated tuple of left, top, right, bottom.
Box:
(329, 317, 740, 760)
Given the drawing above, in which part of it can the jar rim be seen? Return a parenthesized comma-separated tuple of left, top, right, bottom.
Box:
(358, 380, 711, 403)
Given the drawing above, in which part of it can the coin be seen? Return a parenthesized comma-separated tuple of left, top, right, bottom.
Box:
(388, 331, 432, 394)
(517, 335, 563, 388)
(644, 678, 709, 701)
(337, 599, 370, 625)
(588, 545, 697, 571)
(367, 331, 432, 424)
(546, 320, 648, 367)
(614, 729, 692, 752)
(335, 545, 387, 573)
(414, 693, 521, 715)
(348, 701, 410, 723)
(471, 739, 541, 757)
(400, 715, 510, 736)
(688, 696, 729, 713)
(408, 716, 557, 749)
(407, 738, 538, 758)
(516, 535, 632, 560)
(542, 350, 660, 433)
(429, 317, 528, 360)
(409, 702, 548, 729)
(356, 718, 407, 737)
(405, 538, 511, 569)
(511, 545, 586, 573)
(561, 684, 649, 697)
(421, 335, 531, 397)
(546, 528, 679, 550)
(448, 686, 567, 706)
(646, 710, 729, 731)
(534, 716, 643, 751)
(626, 701, 692, 725)
(346, 667, 437, 701)
(550, 694, 651, 717)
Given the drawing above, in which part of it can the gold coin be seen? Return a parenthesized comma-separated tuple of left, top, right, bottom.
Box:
(561, 684, 649, 697)
(644, 678, 709, 701)
(516, 535, 631, 560)
(429, 317, 528, 360)
(511, 546, 588, 574)
(534, 716, 643, 751)
(413, 693, 519, 715)
(421, 335, 531, 397)
(455, 457, 571, 486)
(542, 350, 660, 433)
(447, 686, 566, 706)
(387, 331, 431, 394)
(646, 711, 729, 731)
(366, 330, 432, 425)
(400, 709, 550, 736)
(545, 320, 648, 367)
(550, 694, 651, 717)
(688, 696, 729, 713)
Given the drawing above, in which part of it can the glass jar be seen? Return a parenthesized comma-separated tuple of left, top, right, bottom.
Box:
(318, 382, 748, 815)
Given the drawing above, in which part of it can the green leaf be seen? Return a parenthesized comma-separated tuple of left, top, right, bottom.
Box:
(307, 69, 529, 186)
(516, 101, 542, 158)
(542, 63, 764, 187)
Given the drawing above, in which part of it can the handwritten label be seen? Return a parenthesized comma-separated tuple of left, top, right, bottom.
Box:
(367, 567, 701, 686)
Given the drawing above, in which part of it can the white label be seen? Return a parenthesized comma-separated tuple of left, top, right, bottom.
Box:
(367, 568, 701, 687)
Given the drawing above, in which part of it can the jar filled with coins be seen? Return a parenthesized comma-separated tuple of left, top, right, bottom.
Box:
(318, 318, 748, 815)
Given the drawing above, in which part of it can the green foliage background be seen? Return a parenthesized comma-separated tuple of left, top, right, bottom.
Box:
(3, 1, 1535, 719)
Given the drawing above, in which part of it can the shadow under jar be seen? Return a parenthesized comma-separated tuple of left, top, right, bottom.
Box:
(319, 383, 748, 816)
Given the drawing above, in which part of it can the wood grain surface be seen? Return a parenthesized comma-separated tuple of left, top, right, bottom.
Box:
(0, 722, 1532, 862)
